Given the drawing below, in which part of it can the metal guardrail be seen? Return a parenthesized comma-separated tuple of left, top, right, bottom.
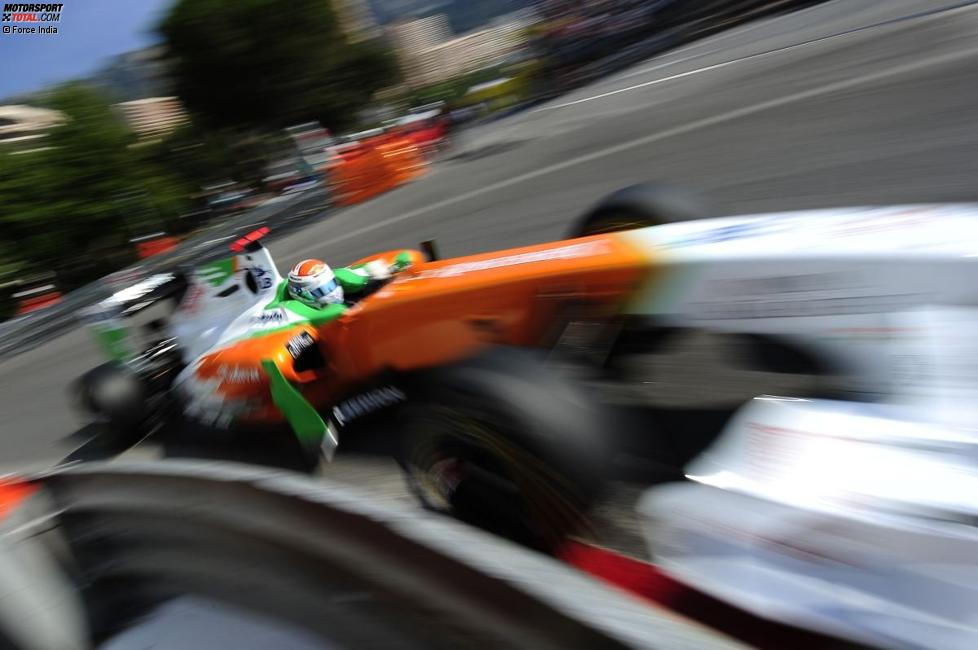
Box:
(0, 187, 332, 361)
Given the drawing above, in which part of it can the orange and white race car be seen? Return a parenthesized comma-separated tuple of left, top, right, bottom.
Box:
(75, 182, 978, 551)
(73, 184, 701, 548)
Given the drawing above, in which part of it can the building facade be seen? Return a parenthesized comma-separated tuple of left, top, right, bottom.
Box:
(334, 0, 382, 42)
(424, 17, 529, 83)
(389, 12, 531, 87)
(0, 105, 65, 154)
(115, 97, 188, 140)
(387, 14, 454, 86)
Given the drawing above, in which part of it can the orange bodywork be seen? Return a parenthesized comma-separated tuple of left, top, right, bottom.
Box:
(192, 325, 318, 398)
(326, 134, 427, 207)
(193, 234, 654, 426)
(348, 249, 427, 270)
(0, 479, 36, 520)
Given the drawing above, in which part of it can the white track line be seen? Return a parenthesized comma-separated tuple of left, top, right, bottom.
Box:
(539, 58, 754, 111)
(292, 41, 978, 259)
(562, 0, 816, 89)
(616, 51, 718, 82)
(537, 1, 977, 112)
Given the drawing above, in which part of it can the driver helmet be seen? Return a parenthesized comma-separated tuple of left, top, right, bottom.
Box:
(288, 259, 344, 307)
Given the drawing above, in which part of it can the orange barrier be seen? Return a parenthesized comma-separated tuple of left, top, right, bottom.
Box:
(137, 235, 180, 259)
(400, 121, 449, 155)
(14, 291, 62, 315)
(326, 134, 427, 207)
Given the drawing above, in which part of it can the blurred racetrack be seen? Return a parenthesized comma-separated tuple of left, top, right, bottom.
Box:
(3, 0, 978, 502)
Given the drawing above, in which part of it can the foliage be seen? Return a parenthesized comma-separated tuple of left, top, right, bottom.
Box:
(159, 0, 401, 132)
(1, 0, 405, 315)
(0, 248, 21, 320)
(139, 124, 287, 193)
(136, 125, 228, 190)
(400, 60, 538, 109)
(401, 64, 508, 106)
(0, 83, 190, 292)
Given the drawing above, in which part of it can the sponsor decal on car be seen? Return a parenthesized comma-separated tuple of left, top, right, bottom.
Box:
(217, 365, 262, 384)
(250, 264, 275, 290)
(198, 258, 237, 287)
(175, 368, 249, 427)
(685, 270, 920, 320)
(332, 386, 406, 426)
(702, 271, 861, 298)
(828, 209, 930, 237)
(250, 308, 286, 326)
(665, 219, 786, 247)
(180, 283, 204, 315)
(689, 293, 917, 320)
(286, 331, 316, 359)
(411, 241, 610, 279)
(679, 222, 762, 245)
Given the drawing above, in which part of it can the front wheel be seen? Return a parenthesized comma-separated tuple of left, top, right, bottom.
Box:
(398, 349, 609, 552)
(71, 362, 149, 451)
(569, 182, 711, 237)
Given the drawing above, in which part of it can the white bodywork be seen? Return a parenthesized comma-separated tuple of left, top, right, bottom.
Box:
(622, 205, 978, 419)
(167, 245, 295, 363)
(626, 206, 978, 648)
(84, 244, 296, 365)
(164, 245, 320, 425)
(84, 243, 311, 428)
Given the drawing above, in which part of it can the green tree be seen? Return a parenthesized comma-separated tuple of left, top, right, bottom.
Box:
(159, 0, 400, 133)
(141, 124, 291, 202)
(0, 83, 189, 291)
(139, 124, 233, 190)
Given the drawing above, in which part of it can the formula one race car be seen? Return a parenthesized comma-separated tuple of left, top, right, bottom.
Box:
(74, 184, 711, 548)
(75, 183, 978, 556)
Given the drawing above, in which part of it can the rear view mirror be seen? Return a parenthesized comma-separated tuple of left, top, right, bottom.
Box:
(421, 239, 439, 261)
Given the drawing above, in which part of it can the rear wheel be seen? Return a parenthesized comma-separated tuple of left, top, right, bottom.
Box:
(398, 348, 609, 552)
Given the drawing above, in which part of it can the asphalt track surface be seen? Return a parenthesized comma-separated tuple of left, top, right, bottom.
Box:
(4, 0, 978, 499)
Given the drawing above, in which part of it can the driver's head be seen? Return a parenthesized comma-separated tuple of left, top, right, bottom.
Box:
(288, 259, 344, 307)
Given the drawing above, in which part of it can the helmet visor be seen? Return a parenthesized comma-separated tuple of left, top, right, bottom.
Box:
(307, 278, 338, 299)
(293, 277, 339, 303)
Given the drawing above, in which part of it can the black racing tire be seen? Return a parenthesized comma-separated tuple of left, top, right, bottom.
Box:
(397, 347, 609, 552)
(569, 182, 711, 237)
(72, 362, 148, 450)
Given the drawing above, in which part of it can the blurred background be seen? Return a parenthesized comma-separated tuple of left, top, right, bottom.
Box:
(0, 0, 822, 320)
